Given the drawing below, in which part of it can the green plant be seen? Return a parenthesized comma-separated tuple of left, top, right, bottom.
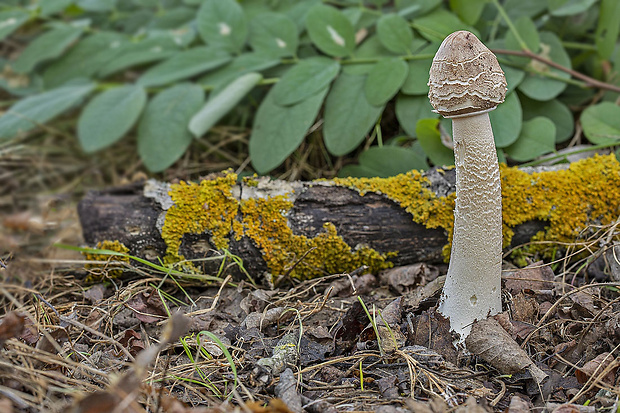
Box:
(357, 296, 384, 357)
(0, 0, 619, 176)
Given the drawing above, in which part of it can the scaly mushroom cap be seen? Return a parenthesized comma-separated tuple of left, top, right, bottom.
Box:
(428, 31, 507, 118)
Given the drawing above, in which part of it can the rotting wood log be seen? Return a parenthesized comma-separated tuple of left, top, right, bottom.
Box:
(78, 169, 458, 279)
(77, 155, 620, 282)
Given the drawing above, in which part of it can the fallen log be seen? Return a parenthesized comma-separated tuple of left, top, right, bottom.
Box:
(77, 155, 620, 282)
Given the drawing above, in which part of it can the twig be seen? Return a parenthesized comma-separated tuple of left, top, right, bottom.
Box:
(59, 315, 135, 361)
(521, 281, 620, 347)
(492, 48, 620, 94)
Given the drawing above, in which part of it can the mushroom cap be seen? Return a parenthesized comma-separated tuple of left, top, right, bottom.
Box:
(428, 31, 507, 118)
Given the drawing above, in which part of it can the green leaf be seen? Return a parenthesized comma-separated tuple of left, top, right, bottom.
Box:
(77, 0, 117, 12)
(305, 4, 355, 57)
(338, 164, 379, 178)
(356, 146, 429, 177)
(78, 85, 147, 153)
(0, 81, 95, 140)
(341, 8, 363, 28)
(12, 25, 84, 73)
(138, 84, 204, 172)
(505, 117, 556, 161)
(395, 94, 434, 136)
(413, 8, 475, 42)
(197, 0, 248, 53)
(449, 0, 487, 25)
(343, 35, 398, 75)
(323, 73, 384, 156)
(43, 32, 126, 88)
(0, 60, 43, 97)
(364, 58, 408, 106)
(548, 0, 597, 16)
(40, 0, 72, 16)
(521, 96, 573, 143)
(0, 9, 30, 41)
(285, 0, 322, 32)
(149, 7, 195, 29)
(272, 57, 340, 106)
(595, 0, 620, 59)
(502, 65, 526, 94)
(189, 73, 262, 138)
(504, 16, 540, 53)
(148, 26, 196, 49)
(249, 12, 298, 57)
(98, 37, 180, 77)
(503, 0, 548, 21)
(415, 118, 454, 166)
(138, 47, 231, 87)
(376, 13, 414, 54)
(518, 32, 571, 101)
(396, 0, 441, 16)
(198, 52, 280, 89)
(581, 102, 620, 144)
(353, 8, 381, 30)
(401, 43, 439, 95)
(249, 87, 328, 174)
(490, 91, 522, 148)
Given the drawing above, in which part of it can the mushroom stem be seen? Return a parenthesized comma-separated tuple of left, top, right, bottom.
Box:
(439, 112, 502, 339)
(427, 30, 507, 341)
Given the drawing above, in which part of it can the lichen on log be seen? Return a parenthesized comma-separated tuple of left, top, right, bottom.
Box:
(78, 155, 620, 282)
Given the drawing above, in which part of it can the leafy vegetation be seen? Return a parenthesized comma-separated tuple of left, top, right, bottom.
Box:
(0, 0, 619, 176)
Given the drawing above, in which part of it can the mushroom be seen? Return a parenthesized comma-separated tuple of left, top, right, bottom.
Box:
(427, 31, 507, 340)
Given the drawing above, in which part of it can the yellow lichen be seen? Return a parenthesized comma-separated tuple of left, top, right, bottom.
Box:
(240, 196, 393, 280)
(333, 154, 620, 261)
(332, 169, 456, 259)
(161, 174, 239, 263)
(158, 155, 620, 278)
(84, 240, 130, 282)
(500, 154, 620, 250)
(159, 172, 392, 280)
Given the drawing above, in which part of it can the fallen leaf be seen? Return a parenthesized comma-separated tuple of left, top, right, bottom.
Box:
(506, 395, 532, 412)
(376, 375, 399, 399)
(503, 262, 554, 295)
(327, 273, 376, 297)
(0, 312, 26, 346)
(274, 369, 302, 413)
(84, 284, 106, 304)
(381, 263, 438, 295)
(575, 352, 617, 385)
(0, 397, 13, 413)
(119, 329, 145, 357)
(510, 293, 539, 324)
(547, 403, 596, 413)
(127, 291, 168, 323)
(411, 309, 457, 364)
(465, 318, 547, 384)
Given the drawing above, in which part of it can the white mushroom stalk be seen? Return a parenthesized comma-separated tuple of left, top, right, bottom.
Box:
(427, 31, 507, 341)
